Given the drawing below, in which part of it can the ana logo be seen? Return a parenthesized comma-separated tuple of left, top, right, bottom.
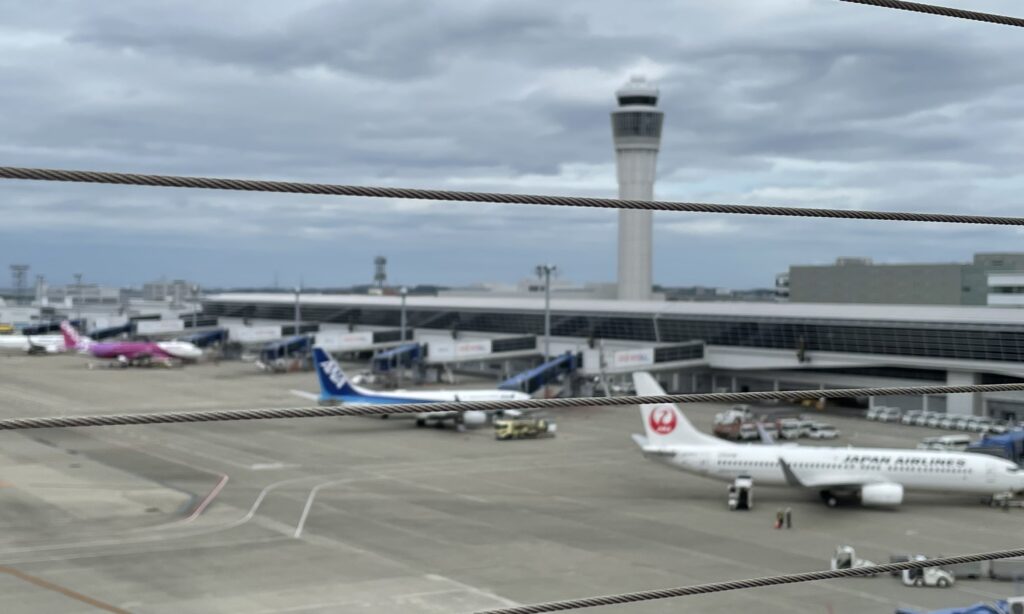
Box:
(320, 360, 347, 389)
(649, 405, 678, 435)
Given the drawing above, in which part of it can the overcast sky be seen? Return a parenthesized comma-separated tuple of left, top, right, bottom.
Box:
(3, 0, 1024, 289)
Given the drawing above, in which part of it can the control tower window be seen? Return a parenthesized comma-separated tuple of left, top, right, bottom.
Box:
(612, 112, 663, 138)
(618, 95, 657, 106)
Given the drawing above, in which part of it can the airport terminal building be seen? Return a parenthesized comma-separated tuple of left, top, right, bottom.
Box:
(204, 293, 1024, 420)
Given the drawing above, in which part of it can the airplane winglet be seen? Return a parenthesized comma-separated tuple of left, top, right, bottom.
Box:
(778, 457, 806, 487)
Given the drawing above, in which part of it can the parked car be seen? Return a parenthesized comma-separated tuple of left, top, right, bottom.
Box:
(986, 423, 1010, 435)
(969, 418, 993, 433)
(912, 413, 932, 426)
(937, 416, 957, 430)
(876, 407, 903, 423)
(951, 416, 972, 431)
(776, 418, 802, 440)
(808, 423, 840, 439)
(901, 411, 923, 425)
(917, 435, 972, 451)
(738, 422, 760, 441)
(925, 414, 943, 428)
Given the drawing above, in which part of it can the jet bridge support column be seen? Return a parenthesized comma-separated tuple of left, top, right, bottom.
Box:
(946, 371, 981, 416)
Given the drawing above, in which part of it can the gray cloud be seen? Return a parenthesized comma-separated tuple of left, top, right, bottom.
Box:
(3, 0, 1024, 288)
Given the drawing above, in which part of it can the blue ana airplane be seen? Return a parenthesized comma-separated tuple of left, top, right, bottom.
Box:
(294, 347, 532, 430)
(632, 372, 1024, 507)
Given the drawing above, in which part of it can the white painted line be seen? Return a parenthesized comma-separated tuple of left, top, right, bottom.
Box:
(294, 478, 355, 538)
(424, 573, 519, 607)
(184, 473, 229, 522)
(250, 463, 294, 471)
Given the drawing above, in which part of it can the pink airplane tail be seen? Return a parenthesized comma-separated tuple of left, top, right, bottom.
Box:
(59, 320, 88, 350)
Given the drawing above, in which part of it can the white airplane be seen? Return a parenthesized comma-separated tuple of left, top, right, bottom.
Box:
(0, 333, 65, 355)
(631, 372, 1024, 507)
(290, 347, 532, 431)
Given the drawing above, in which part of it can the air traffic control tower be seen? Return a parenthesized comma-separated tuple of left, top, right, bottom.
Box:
(611, 75, 663, 301)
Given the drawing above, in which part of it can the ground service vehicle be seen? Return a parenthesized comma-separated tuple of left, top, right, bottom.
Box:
(940, 558, 1024, 581)
(807, 423, 839, 439)
(968, 431, 1024, 466)
(830, 545, 876, 574)
(727, 476, 753, 511)
(738, 422, 760, 441)
(494, 417, 557, 440)
(902, 556, 954, 588)
(776, 418, 802, 440)
(918, 435, 972, 452)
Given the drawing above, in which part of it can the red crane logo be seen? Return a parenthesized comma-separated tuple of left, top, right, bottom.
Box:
(649, 405, 678, 435)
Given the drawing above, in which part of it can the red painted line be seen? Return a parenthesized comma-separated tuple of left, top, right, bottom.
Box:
(0, 565, 130, 613)
(185, 473, 229, 522)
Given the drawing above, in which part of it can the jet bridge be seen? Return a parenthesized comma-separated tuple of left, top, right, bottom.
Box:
(89, 322, 133, 340)
(372, 342, 423, 374)
(499, 352, 580, 396)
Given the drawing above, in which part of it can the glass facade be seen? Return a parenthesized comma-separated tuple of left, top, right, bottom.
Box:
(204, 300, 1024, 364)
(611, 111, 663, 138)
(617, 95, 657, 106)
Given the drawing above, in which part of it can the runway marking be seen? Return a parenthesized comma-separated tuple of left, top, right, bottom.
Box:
(0, 565, 130, 613)
(293, 478, 360, 538)
(424, 573, 519, 607)
(375, 473, 489, 504)
(184, 473, 229, 522)
(250, 462, 294, 471)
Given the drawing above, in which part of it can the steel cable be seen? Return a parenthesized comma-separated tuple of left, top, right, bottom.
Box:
(3, 166, 1024, 226)
(2, 382, 1024, 430)
(840, 0, 1024, 28)
(474, 547, 1024, 613)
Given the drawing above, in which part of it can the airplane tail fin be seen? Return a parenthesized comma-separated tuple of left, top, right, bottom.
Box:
(59, 320, 88, 350)
(633, 372, 728, 447)
(313, 347, 359, 398)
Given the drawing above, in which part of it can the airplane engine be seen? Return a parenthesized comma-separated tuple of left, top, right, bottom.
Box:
(462, 410, 488, 428)
(860, 483, 904, 506)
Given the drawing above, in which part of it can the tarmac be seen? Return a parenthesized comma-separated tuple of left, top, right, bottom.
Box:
(0, 353, 1021, 613)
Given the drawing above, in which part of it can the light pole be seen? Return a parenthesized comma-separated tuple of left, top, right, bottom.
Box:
(399, 286, 408, 341)
(191, 284, 200, 329)
(536, 264, 557, 361)
(293, 285, 301, 337)
(73, 273, 83, 325)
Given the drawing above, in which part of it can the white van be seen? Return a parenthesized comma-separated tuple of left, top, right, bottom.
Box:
(917, 435, 972, 452)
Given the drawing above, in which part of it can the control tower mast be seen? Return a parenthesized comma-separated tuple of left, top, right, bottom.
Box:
(611, 76, 664, 301)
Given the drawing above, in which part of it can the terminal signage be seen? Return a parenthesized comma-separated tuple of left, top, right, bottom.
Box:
(611, 348, 655, 369)
(227, 325, 281, 343)
(428, 339, 493, 361)
(136, 319, 185, 335)
(314, 331, 374, 351)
